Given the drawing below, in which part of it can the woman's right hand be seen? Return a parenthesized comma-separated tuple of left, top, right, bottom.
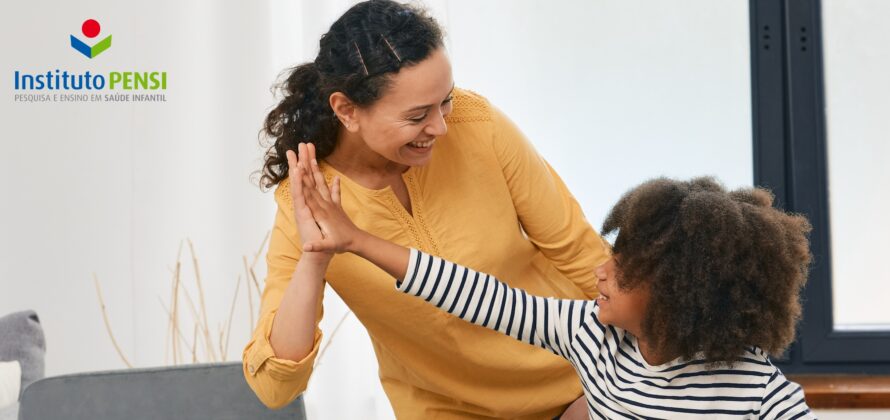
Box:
(285, 143, 332, 263)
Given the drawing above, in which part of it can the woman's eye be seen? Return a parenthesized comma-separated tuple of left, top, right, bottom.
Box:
(408, 98, 452, 124)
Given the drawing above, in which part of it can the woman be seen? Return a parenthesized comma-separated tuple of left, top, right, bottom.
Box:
(243, 1, 611, 418)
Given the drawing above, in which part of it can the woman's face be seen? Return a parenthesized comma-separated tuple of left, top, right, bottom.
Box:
(353, 47, 454, 167)
(594, 256, 650, 334)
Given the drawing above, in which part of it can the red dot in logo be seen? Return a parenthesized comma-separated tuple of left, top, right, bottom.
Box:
(82, 19, 101, 38)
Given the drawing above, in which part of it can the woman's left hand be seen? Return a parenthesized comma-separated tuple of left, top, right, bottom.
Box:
(285, 144, 330, 262)
(293, 142, 362, 254)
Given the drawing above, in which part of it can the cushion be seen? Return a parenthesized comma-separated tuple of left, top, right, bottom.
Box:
(0, 311, 46, 395)
(0, 361, 21, 408)
(18, 362, 306, 419)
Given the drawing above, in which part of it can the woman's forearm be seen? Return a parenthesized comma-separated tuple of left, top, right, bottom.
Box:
(269, 253, 329, 362)
(269, 232, 408, 362)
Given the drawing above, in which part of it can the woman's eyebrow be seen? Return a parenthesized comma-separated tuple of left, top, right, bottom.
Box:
(403, 104, 431, 113)
(402, 85, 455, 114)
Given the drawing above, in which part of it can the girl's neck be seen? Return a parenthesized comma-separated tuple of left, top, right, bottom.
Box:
(636, 335, 677, 367)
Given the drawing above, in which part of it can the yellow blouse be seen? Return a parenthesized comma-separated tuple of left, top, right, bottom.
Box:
(243, 89, 611, 419)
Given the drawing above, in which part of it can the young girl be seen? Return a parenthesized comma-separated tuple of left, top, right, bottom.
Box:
(289, 144, 815, 419)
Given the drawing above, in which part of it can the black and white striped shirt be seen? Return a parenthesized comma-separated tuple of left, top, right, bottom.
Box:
(398, 249, 816, 419)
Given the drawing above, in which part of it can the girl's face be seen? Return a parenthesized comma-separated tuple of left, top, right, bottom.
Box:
(594, 256, 650, 335)
(352, 47, 454, 167)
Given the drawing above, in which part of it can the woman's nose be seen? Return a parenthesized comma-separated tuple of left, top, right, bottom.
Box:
(425, 111, 448, 137)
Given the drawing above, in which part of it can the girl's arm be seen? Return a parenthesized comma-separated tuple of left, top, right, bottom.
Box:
(395, 246, 593, 360)
(297, 148, 595, 359)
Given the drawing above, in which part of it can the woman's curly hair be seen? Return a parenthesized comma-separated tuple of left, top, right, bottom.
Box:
(258, 0, 444, 189)
(601, 177, 812, 365)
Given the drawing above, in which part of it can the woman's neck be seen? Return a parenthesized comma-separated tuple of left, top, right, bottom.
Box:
(325, 131, 409, 182)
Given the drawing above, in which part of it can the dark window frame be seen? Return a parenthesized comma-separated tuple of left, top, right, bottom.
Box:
(750, 0, 890, 373)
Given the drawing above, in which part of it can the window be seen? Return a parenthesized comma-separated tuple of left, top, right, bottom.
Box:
(750, 0, 890, 373)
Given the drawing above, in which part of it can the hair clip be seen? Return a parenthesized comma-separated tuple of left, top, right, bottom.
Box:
(381, 35, 402, 63)
(353, 41, 369, 75)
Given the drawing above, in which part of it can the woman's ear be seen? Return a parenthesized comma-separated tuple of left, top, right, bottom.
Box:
(329, 92, 359, 132)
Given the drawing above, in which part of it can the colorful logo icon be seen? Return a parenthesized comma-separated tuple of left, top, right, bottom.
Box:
(70, 19, 112, 59)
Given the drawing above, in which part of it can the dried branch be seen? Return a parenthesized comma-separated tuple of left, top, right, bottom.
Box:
(314, 310, 352, 369)
(157, 297, 194, 353)
(248, 232, 270, 299)
(172, 249, 182, 365)
(252, 231, 271, 267)
(177, 281, 202, 334)
(223, 274, 242, 360)
(93, 274, 133, 368)
(170, 241, 184, 364)
(163, 270, 175, 366)
(187, 238, 217, 362)
(97, 233, 277, 368)
(218, 324, 225, 361)
(243, 256, 256, 334)
(192, 323, 199, 363)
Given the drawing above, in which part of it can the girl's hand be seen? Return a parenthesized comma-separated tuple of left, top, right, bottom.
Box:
(285, 144, 332, 263)
(559, 396, 588, 420)
(293, 142, 363, 254)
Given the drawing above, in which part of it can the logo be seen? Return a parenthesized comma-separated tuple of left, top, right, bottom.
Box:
(13, 18, 169, 104)
(70, 19, 112, 59)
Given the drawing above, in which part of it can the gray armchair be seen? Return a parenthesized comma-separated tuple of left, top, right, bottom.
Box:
(17, 362, 305, 420)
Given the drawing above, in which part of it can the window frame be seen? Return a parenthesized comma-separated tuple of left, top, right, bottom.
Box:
(750, 0, 890, 373)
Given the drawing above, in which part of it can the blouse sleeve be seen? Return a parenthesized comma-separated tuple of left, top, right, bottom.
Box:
(242, 180, 325, 409)
(488, 105, 612, 297)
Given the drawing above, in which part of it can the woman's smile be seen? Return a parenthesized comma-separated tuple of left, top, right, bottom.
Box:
(405, 138, 436, 153)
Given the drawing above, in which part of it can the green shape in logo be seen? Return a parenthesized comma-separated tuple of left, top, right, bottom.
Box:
(70, 34, 112, 59)
(70, 19, 112, 59)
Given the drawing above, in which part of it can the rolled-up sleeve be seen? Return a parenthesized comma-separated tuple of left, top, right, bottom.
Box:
(242, 180, 325, 409)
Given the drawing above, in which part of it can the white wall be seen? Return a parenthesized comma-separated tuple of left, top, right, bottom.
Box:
(3, 1, 885, 420)
(445, 0, 754, 220)
(1, 0, 288, 374)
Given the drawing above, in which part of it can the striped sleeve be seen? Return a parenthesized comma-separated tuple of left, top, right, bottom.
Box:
(759, 370, 816, 419)
(397, 249, 595, 360)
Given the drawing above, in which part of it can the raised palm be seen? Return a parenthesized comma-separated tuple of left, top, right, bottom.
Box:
(287, 142, 360, 255)
(285, 143, 330, 257)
